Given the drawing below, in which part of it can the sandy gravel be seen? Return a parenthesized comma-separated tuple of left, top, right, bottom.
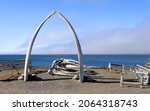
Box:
(0, 68, 150, 94)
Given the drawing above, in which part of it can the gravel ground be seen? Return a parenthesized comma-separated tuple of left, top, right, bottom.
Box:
(0, 68, 150, 94)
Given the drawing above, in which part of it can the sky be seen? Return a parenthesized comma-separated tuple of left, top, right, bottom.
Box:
(0, 0, 150, 54)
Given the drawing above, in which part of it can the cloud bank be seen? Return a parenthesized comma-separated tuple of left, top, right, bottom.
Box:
(16, 18, 150, 54)
(81, 19, 150, 54)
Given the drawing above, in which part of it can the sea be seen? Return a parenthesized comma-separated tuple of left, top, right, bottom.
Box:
(0, 54, 150, 67)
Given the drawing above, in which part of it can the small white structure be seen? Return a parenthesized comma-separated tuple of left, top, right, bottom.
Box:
(23, 11, 84, 82)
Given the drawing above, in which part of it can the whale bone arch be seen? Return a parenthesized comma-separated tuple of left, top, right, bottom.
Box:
(23, 11, 84, 82)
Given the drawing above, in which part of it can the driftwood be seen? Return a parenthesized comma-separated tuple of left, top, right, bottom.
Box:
(120, 64, 150, 88)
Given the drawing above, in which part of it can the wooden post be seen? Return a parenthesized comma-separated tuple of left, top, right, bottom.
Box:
(122, 65, 125, 74)
(108, 62, 111, 72)
(120, 73, 123, 87)
(140, 75, 143, 89)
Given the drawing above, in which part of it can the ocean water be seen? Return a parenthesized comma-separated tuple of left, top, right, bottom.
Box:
(0, 54, 149, 67)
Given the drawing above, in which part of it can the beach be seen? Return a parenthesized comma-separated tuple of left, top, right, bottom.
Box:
(0, 67, 150, 94)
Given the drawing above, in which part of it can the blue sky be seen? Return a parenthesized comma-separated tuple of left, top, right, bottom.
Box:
(0, 0, 150, 54)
